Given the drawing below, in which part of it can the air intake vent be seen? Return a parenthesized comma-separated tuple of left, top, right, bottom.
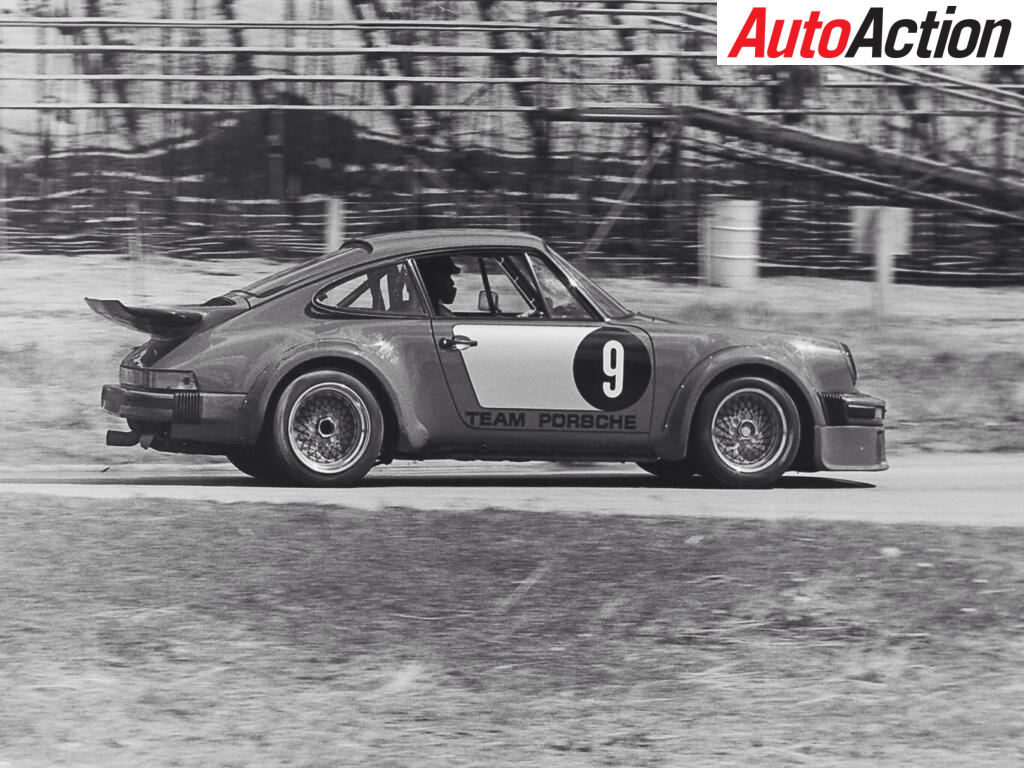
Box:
(173, 391, 202, 423)
(203, 295, 235, 307)
(818, 392, 847, 426)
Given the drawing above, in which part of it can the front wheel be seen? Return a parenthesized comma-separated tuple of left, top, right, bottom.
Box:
(692, 377, 800, 489)
(270, 370, 384, 487)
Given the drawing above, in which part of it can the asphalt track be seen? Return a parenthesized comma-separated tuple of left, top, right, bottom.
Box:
(1, 453, 1021, 527)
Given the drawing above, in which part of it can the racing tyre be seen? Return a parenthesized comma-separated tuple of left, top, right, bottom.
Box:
(225, 447, 283, 482)
(637, 459, 696, 484)
(270, 370, 384, 487)
(693, 377, 800, 489)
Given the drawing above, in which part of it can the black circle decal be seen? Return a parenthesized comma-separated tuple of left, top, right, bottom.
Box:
(572, 328, 651, 411)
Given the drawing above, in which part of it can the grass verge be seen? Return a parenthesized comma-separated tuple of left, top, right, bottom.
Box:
(2, 496, 1023, 766)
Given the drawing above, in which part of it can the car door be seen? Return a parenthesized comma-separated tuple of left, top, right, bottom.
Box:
(417, 248, 656, 455)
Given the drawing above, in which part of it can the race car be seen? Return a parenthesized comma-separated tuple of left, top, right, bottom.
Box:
(88, 229, 886, 488)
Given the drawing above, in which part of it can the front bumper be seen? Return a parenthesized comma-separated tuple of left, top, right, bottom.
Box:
(814, 425, 887, 471)
(101, 384, 249, 446)
(814, 391, 887, 471)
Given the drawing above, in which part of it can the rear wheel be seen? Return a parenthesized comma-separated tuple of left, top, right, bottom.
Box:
(693, 376, 799, 489)
(270, 370, 384, 487)
(225, 448, 282, 482)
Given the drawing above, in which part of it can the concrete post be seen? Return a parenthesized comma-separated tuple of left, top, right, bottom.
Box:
(850, 205, 911, 314)
(872, 207, 911, 315)
(706, 197, 760, 288)
(127, 201, 147, 301)
(698, 202, 712, 285)
(324, 197, 345, 253)
(0, 151, 7, 257)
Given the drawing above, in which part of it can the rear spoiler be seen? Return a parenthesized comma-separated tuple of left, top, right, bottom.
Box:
(85, 298, 206, 338)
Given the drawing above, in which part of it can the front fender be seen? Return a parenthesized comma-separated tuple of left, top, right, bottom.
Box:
(652, 347, 826, 460)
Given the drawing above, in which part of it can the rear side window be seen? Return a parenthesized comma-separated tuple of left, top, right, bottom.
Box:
(242, 246, 368, 297)
(314, 262, 425, 315)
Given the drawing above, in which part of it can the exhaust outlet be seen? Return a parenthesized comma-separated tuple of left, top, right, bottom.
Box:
(106, 429, 140, 447)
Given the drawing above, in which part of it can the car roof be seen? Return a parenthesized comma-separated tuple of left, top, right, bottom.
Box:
(240, 227, 552, 299)
(311, 228, 548, 279)
(241, 229, 549, 298)
(356, 228, 546, 259)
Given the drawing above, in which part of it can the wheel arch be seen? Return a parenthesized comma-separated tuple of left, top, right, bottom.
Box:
(255, 355, 404, 458)
(656, 351, 824, 469)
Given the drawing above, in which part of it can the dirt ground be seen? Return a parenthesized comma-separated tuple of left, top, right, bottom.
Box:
(1, 495, 1023, 766)
(1, 250, 1023, 466)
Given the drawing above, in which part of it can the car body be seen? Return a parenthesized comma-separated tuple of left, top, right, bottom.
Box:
(88, 228, 887, 488)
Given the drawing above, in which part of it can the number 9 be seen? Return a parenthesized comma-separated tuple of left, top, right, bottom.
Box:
(602, 340, 625, 398)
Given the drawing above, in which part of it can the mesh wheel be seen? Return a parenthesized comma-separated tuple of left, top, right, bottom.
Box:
(271, 370, 384, 486)
(694, 377, 800, 489)
(287, 382, 371, 474)
(710, 388, 788, 474)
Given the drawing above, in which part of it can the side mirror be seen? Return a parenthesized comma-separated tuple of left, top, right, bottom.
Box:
(478, 290, 500, 312)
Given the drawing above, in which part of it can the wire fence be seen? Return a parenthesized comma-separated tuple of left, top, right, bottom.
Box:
(2, 2, 1024, 283)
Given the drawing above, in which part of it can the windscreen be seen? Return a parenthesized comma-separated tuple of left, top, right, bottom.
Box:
(544, 246, 633, 320)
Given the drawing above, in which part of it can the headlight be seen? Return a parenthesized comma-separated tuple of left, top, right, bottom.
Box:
(120, 366, 199, 391)
(840, 343, 858, 385)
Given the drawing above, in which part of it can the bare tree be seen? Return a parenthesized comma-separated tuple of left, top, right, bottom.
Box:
(218, 0, 262, 104)
(475, 0, 550, 228)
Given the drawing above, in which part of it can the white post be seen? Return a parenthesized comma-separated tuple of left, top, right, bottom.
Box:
(873, 207, 911, 315)
(698, 202, 712, 285)
(849, 206, 876, 256)
(128, 201, 143, 260)
(128, 201, 147, 301)
(324, 196, 345, 253)
(0, 50, 6, 257)
(0, 151, 7, 257)
(706, 197, 760, 288)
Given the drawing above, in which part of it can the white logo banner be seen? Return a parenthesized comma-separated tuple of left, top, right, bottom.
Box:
(718, 1, 1019, 65)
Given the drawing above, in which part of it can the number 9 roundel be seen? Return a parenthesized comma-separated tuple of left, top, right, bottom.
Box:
(572, 328, 651, 411)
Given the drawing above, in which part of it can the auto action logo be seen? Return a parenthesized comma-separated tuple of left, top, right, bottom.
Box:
(717, 1, 1021, 65)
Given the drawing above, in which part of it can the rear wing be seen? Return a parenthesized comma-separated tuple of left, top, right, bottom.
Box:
(85, 298, 205, 338)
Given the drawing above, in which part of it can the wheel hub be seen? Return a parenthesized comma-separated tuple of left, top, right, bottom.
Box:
(317, 417, 337, 439)
(286, 383, 370, 475)
(710, 388, 788, 474)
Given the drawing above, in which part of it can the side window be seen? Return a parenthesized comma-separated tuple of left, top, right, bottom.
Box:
(452, 256, 532, 315)
(417, 252, 541, 317)
(526, 253, 593, 319)
(314, 262, 424, 315)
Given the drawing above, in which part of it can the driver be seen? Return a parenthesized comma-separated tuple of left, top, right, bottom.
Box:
(418, 255, 460, 315)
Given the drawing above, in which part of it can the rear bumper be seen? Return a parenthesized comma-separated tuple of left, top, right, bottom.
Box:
(101, 384, 249, 445)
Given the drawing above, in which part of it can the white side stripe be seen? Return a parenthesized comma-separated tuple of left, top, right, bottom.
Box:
(453, 324, 598, 411)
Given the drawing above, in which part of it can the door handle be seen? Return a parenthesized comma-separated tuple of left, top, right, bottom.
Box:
(439, 334, 478, 350)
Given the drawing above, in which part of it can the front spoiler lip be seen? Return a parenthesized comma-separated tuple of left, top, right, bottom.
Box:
(814, 425, 888, 472)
